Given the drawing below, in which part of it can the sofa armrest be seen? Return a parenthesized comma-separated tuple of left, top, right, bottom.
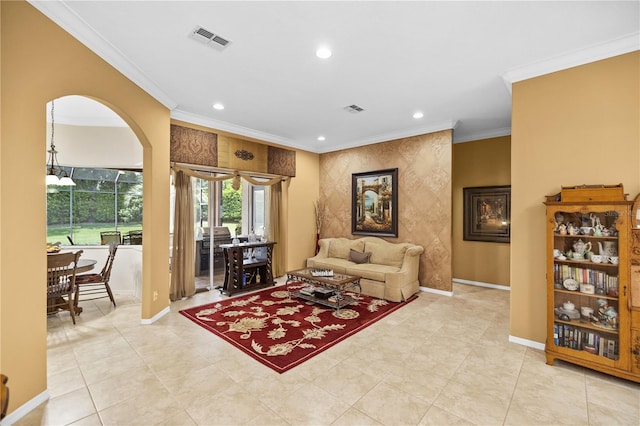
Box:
(382, 245, 423, 292)
(306, 238, 332, 264)
(397, 245, 424, 276)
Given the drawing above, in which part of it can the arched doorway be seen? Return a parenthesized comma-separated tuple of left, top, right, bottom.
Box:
(45, 95, 144, 311)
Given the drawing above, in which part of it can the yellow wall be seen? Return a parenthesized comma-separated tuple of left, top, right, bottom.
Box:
(1, 1, 170, 413)
(511, 52, 640, 344)
(452, 136, 511, 286)
(286, 149, 321, 269)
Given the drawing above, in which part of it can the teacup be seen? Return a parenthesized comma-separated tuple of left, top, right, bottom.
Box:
(553, 249, 562, 258)
(563, 301, 575, 311)
(580, 226, 592, 235)
(609, 256, 619, 265)
(590, 254, 603, 263)
(581, 306, 594, 318)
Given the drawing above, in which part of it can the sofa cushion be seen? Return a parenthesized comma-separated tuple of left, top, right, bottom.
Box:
(328, 238, 365, 260)
(365, 241, 407, 268)
(346, 263, 400, 282)
(349, 249, 371, 264)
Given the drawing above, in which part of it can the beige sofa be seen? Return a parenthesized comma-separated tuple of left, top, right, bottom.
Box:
(306, 236, 424, 302)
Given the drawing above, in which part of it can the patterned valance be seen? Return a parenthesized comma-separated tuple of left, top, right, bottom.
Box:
(170, 125, 217, 167)
(170, 124, 296, 177)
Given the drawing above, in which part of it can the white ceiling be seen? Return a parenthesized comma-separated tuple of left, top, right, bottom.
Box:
(32, 1, 639, 153)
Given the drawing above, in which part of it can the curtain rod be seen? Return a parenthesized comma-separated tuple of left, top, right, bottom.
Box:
(171, 162, 286, 181)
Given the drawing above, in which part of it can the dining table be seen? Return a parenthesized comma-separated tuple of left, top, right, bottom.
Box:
(75, 258, 97, 274)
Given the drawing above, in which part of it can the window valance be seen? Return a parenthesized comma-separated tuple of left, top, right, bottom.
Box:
(171, 164, 287, 189)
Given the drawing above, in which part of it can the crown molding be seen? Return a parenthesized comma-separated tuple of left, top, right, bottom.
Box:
(28, 0, 177, 109)
(170, 110, 305, 150)
(313, 120, 459, 154)
(502, 31, 640, 94)
(173, 110, 458, 154)
(453, 126, 511, 144)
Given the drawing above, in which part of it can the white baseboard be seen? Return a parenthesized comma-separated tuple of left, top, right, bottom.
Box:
(509, 335, 546, 351)
(419, 286, 453, 297)
(453, 278, 510, 291)
(140, 306, 170, 325)
(0, 390, 49, 426)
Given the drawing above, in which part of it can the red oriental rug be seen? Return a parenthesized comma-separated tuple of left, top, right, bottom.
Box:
(179, 284, 415, 373)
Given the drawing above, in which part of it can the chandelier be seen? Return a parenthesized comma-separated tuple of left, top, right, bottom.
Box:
(46, 100, 75, 186)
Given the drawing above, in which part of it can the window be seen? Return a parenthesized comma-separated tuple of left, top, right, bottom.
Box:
(194, 178, 209, 229)
(46, 167, 143, 244)
(251, 186, 265, 236)
(191, 176, 264, 237)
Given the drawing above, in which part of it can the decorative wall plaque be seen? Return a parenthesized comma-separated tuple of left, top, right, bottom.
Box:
(234, 149, 254, 161)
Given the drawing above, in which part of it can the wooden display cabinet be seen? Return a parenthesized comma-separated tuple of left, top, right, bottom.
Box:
(545, 187, 639, 382)
(220, 241, 276, 296)
(630, 193, 640, 376)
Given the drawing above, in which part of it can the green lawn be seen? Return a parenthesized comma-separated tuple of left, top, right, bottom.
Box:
(47, 223, 142, 245)
(48, 222, 246, 245)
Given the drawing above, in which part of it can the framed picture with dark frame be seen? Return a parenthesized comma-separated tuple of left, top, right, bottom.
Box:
(463, 185, 511, 243)
(352, 168, 398, 237)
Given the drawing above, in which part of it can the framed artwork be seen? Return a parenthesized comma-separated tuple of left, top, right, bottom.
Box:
(352, 168, 398, 237)
(463, 185, 511, 243)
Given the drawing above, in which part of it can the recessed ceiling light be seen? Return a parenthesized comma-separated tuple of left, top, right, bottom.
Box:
(317, 136, 326, 141)
(213, 103, 225, 110)
(316, 47, 332, 59)
(413, 111, 424, 119)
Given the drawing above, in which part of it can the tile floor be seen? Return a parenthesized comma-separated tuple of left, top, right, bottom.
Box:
(15, 282, 640, 425)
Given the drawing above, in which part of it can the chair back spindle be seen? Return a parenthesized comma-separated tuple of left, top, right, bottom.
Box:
(47, 250, 83, 324)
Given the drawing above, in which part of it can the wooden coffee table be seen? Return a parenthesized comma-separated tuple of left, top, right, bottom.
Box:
(285, 268, 361, 312)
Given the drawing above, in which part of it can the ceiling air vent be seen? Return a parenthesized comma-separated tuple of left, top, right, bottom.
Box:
(344, 104, 365, 113)
(191, 26, 231, 49)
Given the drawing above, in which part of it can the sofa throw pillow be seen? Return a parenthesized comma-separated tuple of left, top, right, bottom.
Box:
(349, 249, 372, 264)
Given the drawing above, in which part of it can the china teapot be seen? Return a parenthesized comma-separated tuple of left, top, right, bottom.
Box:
(572, 239, 592, 257)
(598, 241, 617, 257)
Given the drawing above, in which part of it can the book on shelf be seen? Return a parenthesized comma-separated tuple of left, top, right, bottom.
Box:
(553, 321, 619, 360)
(313, 287, 335, 299)
(553, 264, 618, 294)
(299, 286, 316, 296)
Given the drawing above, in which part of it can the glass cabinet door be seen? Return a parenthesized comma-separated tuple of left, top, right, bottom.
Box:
(549, 207, 624, 363)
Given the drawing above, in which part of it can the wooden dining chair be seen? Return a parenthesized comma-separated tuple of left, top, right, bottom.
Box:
(100, 230, 121, 245)
(74, 242, 118, 311)
(128, 230, 142, 245)
(47, 250, 83, 324)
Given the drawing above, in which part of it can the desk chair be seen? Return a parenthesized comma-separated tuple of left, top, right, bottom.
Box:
(47, 250, 83, 324)
(75, 242, 118, 311)
(100, 231, 121, 245)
